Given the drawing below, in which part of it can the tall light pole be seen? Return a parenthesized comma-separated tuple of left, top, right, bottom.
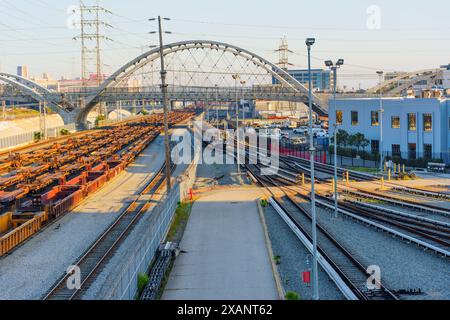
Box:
(206, 88, 210, 123)
(377, 71, 384, 172)
(325, 59, 344, 218)
(150, 16, 172, 192)
(215, 84, 219, 128)
(306, 37, 319, 300)
(240, 80, 246, 125)
(232, 74, 241, 174)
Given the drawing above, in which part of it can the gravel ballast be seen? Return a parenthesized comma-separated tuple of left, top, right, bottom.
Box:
(0, 137, 165, 300)
(312, 204, 450, 300)
(263, 204, 345, 300)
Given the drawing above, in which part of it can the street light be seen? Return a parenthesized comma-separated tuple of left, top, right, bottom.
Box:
(240, 80, 246, 124)
(232, 74, 241, 174)
(377, 71, 384, 172)
(324, 58, 344, 219)
(306, 37, 319, 301)
(215, 84, 219, 128)
(150, 16, 172, 192)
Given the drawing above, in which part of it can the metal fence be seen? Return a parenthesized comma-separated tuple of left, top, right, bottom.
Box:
(105, 183, 181, 300)
(0, 123, 76, 150)
(102, 152, 199, 300)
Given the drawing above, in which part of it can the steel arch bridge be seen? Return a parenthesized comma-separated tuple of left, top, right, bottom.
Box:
(78, 40, 327, 124)
(1, 40, 328, 126)
(0, 72, 74, 114)
(367, 68, 442, 96)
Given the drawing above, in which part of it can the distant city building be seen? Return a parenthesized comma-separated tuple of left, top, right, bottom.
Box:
(17, 66, 29, 79)
(272, 69, 331, 91)
(30, 73, 59, 91)
(329, 97, 450, 164)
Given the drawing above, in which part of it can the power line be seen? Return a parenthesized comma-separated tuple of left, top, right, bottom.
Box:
(74, 0, 112, 86)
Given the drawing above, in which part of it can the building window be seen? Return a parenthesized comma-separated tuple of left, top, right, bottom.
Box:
(408, 113, 416, 131)
(423, 114, 432, 132)
(392, 144, 401, 157)
(351, 111, 358, 126)
(424, 144, 432, 159)
(408, 143, 416, 160)
(336, 111, 343, 125)
(391, 116, 400, 129)
(371, 140, 379, 154)
(371, 111, 379, 126)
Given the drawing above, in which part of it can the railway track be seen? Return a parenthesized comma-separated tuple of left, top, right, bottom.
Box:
(246, 163, 399, 300)
(279, 155, 450, 216)
(254, 158, 450, 256)
(43, 164, 172, 300)
(282, 155, 450, 200)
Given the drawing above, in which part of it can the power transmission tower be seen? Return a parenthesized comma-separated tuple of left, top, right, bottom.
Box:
(275, 36, 293, 71)
(74, 0, 112, 88)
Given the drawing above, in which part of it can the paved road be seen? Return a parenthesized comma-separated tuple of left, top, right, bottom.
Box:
(162, 189, 279, 300)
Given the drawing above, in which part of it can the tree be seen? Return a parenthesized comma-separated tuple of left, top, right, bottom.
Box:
(336, 129, 349, 147)
(351, 133, 369, 153)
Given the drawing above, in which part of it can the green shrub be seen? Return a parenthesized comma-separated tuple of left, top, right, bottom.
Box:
(274, 255, 281, 265)
(260, 199, 269, 207)
(285, 291, 300, 300)
(60, 128, 70, 136)
(137, 273, 149, 296)
(95, 115, 106, 126)
(34, 132, 42, 141)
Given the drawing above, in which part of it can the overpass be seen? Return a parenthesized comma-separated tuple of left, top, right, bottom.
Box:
(367, 68, 443, 96)
(0, 40, 328, 127)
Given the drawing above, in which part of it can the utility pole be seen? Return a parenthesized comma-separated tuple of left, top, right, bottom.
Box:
(150, 16, 172, 192)
(215, 84, 219, 128)
(325, 59, 344, 219)
(206, 88, 209, 123)
(306, 37, 319, 301)
(377, 71, 384, 172)
(232, 74, 240, 174)
(240, 80, 246, 125)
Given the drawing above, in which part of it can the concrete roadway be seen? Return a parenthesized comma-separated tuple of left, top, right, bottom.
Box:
(162, 188, 280, 300)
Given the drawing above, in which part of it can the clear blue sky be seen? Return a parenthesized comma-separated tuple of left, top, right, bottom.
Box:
(0, 0, 449, 89)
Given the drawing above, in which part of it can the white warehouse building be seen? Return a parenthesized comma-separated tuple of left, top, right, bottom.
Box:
(328, 97, 450, 164)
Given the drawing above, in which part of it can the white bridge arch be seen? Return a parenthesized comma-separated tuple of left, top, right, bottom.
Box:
(78, 40, 327, 124)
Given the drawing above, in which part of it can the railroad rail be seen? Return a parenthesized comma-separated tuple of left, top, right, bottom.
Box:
(282, 155, 450, 200)
(317, 195, 450, 251)
(343, 189, 450, 218)
(246, 163, 399, 300)
(0, 112, 194, 257)
(43, 163, 173, 300)
(255, 159, 450, 256)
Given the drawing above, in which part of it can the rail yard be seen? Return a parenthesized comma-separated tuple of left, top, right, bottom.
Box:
(0, 111, 194, 257)
(1, 1, 449, 308)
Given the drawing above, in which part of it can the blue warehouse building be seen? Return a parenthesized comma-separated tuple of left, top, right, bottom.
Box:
(272, 69, 331, 91)
(328, 97, 450, 164)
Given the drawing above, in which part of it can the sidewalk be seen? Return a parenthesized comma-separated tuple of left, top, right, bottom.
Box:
(162, 189, 279, 300)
